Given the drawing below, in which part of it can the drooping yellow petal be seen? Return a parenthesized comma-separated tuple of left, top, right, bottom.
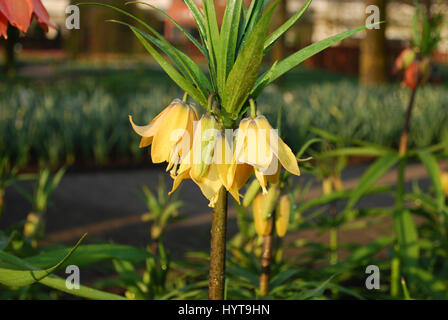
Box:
(129, 104, 172, 138)
(191, 162, 223, 207)
(266, 160, 281, 185)
(151, 102, 192, 163)
(139, 136, 153, 148)
(169, 169, 190, 195)
(275, 138, 300, 176)
(228, 163, 253, 204)
(255, 115, 300, 176)
(213, 133, 234, 189)
(254, 167, 268, 194)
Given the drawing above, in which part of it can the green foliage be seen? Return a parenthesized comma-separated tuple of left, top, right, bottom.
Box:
(411, 1, 444, 57)
(1, 73, 446, 169)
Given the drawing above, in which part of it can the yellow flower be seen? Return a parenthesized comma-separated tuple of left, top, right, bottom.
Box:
(231, 115, 300, 193)
(129, 99, 197, 174)
(441, 172, 448, 196)
(169, 114, 226, 207)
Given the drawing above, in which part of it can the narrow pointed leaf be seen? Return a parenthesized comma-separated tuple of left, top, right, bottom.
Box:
(113, 20, 211, 96)
(129, 1, 208, 58)
(0, 234, 86, 287)
(253, 23, 382, 98)
(394, 209, 419, 274)
(217, 0, 243, 95)
(344, 152, 400, 212)
(222, 1, 279, 116)
(130, 26, 207, 107)
(416, 150, 445, 211)
(264, 0, 312, 52)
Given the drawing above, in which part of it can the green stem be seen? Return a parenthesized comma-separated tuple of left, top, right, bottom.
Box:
(182, 92, 189, 103)
(391, 86, 417, 297)
(249, 98, 257, 117)
(391, 244, 401, 297)
(329, 226, 338, 265)
(208, 186, 228, 300)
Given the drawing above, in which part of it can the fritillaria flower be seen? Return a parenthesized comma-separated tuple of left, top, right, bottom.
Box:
(129, 99, 197, 175)
(0, 0, 55, 38)
(170, 114, 242, 207)
(232, 115, 300, 193)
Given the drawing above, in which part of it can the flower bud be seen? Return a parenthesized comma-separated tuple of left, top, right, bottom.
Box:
(441, 172, 448, 196)
(252, 187, 280, 236)
(243, 179, 261, 207)
(275, 195, 291, 237)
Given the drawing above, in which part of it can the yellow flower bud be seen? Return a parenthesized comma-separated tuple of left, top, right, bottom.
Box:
(252, 187, 279, 236)
(441, 172, 448, 196)
(275, 195, 291, 237)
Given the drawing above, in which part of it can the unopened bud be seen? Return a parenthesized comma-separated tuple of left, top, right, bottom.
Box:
(243, 179, 261, 207)
(275, 195, 291, 237)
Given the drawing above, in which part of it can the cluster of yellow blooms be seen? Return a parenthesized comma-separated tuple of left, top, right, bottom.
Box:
(130, 98, 300, 207)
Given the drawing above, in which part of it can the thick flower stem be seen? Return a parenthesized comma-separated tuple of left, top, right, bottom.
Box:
(259, 232, 274, 296)
(391, 86, 418, 297)
(399, 87, 418, 156)
(209, 186, 228, 300)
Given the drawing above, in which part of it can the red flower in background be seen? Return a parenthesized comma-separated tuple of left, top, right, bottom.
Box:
(402, 61, 420, 90)
(0, 0, 55, 39)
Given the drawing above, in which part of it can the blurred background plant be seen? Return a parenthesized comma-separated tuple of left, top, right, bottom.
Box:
(0, 0, 448, 300)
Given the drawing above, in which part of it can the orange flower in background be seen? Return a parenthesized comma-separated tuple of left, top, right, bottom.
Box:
(402, 61, 420, 90)
(0, 0, 55, 39)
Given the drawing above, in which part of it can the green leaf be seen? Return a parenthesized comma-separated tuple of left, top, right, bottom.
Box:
(129, 1, 208, 58)
(79, 2, 209, 103)
(41, 276, 126, 300)
(183, 0, 206, 36)
(222, 0, 278, 116)
(344, 152, 400, 212)
(264, 0, 312, 53)
(252, 23, 382, 97)
(394, 209, 419, 273)
(217, 0, 243, 96)
(270, 269, 301, 290)
(409, 267, 448, 299)
(130, 26, 207, 107)
(332, 236, 394, 271)
(110, 20, 210, 99)
(320, 147, 389, 158)
(289, 274, 337, 300)
(239, 0, 270, 52)
(0, 234, 86, 287)
(202, 0, 220, 88)
(297, 185, 391, 213)
(25, 244, 152, 269)
(416, 150, 445, 211)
